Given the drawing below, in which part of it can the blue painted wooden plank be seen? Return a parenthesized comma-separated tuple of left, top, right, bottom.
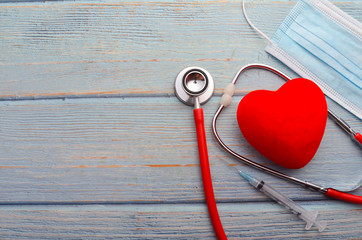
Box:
(0, 97, 360, 203)
(0, 1, 360, 238)
(0, 201, 361, 239)
(0, 1, 361, 98)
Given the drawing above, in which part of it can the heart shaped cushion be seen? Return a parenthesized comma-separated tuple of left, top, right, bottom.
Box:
(237, 78, 327, 169)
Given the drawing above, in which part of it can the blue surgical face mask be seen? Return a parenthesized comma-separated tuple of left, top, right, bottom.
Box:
(245, 0, 362, 119)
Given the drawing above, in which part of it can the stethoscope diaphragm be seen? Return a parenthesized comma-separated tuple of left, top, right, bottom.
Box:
(175, 66, 214, 106)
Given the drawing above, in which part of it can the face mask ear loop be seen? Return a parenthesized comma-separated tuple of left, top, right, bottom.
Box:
(242, 0, 273, 44)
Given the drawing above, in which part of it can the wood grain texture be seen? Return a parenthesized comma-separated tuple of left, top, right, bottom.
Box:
(1, 0, 361, 99)
(1, 97, 361, 203)
(1, 202, 362, 239)
(0, 0, 361, 239)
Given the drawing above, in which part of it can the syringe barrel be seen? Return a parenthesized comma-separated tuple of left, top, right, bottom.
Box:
(258, 181, 306, 215)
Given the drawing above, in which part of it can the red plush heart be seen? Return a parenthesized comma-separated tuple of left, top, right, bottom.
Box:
(237, 78, 327, 169)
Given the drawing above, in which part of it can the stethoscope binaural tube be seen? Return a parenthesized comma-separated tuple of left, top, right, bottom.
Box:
(175, 67, 227, 240)
(212, 63, 362, 204)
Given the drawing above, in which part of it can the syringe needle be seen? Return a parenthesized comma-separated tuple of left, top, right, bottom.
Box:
(239, 170, 326, 232)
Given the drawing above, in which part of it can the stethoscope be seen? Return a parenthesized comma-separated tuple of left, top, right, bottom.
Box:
(175, 66, 227, 239)
(175, 64, 362, 240)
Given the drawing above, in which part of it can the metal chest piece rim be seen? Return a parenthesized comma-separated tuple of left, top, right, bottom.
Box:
(174, 66, 214, 106)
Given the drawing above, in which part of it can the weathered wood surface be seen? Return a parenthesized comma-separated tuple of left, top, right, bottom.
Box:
(1, 0, 361, 239)
(3, 0, 361, 99)
(0, 97, 361, 203)
(1, 202, 361, 239)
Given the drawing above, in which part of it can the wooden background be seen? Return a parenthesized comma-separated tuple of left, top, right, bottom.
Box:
(1, 0, 361, 239)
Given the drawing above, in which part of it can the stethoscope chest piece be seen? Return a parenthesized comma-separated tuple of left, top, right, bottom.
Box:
(175, 66, 214, 106)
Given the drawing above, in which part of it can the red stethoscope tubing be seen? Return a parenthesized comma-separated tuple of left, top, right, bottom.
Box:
(194, 108, 228, 240)
(326, 188, 362, 204)
(355, 132, 362, 145)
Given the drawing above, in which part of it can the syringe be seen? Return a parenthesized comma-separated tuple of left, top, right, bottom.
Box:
(239, 170, 327, 232)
